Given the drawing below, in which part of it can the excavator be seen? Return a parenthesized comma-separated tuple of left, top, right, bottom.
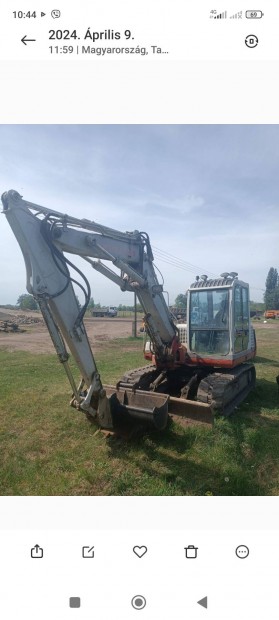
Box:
(1, 190, 256, 431)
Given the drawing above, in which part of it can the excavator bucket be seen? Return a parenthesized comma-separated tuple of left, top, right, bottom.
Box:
(103, 386, 169, 431)
(101, 386, 214, 433)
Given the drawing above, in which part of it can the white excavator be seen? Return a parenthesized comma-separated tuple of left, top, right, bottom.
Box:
(2, 190, 256, 431)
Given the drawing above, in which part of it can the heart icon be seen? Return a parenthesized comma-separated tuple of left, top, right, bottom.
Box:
(133, 545, 148, 558)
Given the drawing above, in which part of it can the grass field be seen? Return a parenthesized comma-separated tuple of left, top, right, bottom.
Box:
(0, 323, 278, 496)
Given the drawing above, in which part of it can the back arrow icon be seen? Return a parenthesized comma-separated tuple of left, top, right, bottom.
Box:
(197, 596, 208, 609)
(21, 35, 36, 45)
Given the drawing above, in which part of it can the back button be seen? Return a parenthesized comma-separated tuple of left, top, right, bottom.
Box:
(197, 596, 208, 609)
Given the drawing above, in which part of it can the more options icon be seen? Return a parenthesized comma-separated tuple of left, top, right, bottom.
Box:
(236, 545, 249, 559)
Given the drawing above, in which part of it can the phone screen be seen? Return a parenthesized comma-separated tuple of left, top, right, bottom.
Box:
(0, 1, 278, 618)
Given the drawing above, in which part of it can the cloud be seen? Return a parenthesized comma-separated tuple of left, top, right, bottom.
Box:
(0, 124, 278, 303)
(140, 195, 205, 219)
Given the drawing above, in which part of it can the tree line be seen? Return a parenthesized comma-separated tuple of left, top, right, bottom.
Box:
(6, 269, 279, 312)
(264, 267, 279, 310)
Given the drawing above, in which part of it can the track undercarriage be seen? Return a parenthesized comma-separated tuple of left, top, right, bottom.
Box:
(103, 362, 256, 431)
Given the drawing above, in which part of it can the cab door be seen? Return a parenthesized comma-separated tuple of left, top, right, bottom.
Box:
(234, 285, 249, 353)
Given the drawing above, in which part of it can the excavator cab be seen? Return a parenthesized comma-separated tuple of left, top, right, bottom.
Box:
(187, 274, 256, 366)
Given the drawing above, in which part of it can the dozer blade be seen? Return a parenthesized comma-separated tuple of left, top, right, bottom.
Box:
(168, 397, 213, 426)
(103, 385, 169, 431)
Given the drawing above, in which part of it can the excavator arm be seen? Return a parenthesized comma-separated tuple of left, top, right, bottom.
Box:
(1, 189, 176, 429)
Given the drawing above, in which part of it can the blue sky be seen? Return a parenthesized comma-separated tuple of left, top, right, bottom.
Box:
(0, 124, 278, 305)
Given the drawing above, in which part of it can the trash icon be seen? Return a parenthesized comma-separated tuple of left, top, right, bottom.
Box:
(184, 545, 198, 559)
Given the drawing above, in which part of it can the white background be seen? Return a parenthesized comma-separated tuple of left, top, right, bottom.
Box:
(0, 498, 278, 619)
(1, 1, 279, 122)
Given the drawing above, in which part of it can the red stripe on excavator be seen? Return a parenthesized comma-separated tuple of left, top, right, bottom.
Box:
(185, 351, 255, 368)
(147, 349, 256, 369)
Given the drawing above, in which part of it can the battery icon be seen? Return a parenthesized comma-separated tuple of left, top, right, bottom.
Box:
(245, 10, 264, 18)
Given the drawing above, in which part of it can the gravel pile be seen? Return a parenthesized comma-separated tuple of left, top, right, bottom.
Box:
(0, 315, 43, 332)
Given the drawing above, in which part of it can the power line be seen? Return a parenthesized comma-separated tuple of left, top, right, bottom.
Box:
(153, 246, 264, 293)
(153, 245, 218, 278)
(153, 254, 199, 275)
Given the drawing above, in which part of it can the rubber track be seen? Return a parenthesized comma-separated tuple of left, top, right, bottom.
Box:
(197, 363, 256, 416)
(118, 365, 158, 389)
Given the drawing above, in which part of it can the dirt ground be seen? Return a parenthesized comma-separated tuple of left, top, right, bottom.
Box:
(0, 309, 137, 354)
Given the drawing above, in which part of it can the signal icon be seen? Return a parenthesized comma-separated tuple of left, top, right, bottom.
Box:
(214, 10, 227, 18)
(230, 11, 243, 19)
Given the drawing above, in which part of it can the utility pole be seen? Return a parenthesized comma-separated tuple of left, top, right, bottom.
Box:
(132, 292, 137, 338)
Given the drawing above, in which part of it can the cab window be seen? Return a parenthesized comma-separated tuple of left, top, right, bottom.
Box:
(189, 289, 229, 355)
(234, 285, 249, 352)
